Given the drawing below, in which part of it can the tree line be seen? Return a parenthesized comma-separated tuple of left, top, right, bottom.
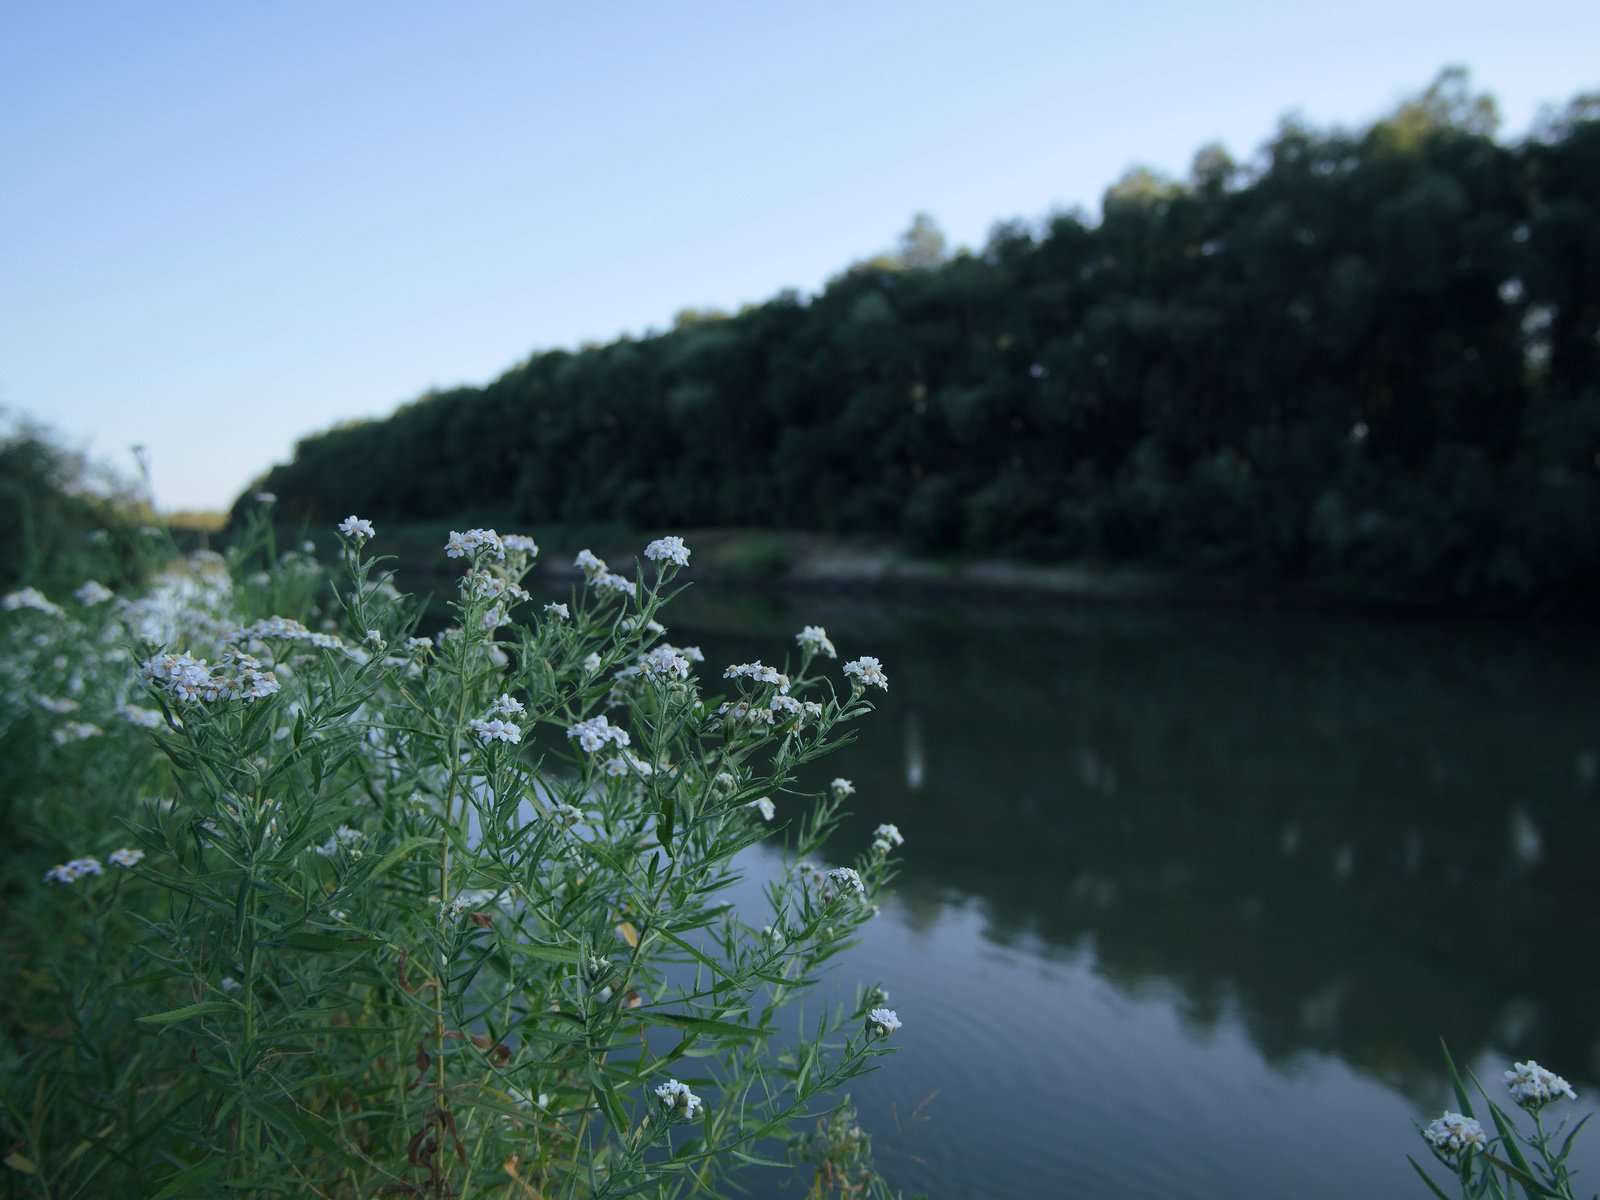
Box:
(246, 71, 1600, 613)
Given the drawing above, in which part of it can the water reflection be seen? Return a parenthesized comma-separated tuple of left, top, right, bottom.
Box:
(657, 589, 1600, 1196)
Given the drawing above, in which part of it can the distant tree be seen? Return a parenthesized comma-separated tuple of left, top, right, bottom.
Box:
(896, 212, 948, 269)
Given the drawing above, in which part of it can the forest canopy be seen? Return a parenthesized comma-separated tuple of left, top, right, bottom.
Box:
(246, 72, 1600, 613)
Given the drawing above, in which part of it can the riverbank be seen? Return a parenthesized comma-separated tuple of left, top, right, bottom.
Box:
(243, 521, 1397, 618)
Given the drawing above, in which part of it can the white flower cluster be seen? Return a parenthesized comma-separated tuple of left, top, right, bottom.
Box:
(643, 535, 690, 566)
(831, 778, 854, 798)
(109, 847, 145, 867)
(843, 656, 888, 691)
(337, 515, 375, 542)
(796, 625, 836, 658)
(712, 695, 821, 729)
(74, 580, 114, 606)
(594, 571, 632, 596)
(226, 616, 348, 653)
(3, 587, 64, 617)
(463, 570, 530, 605)
(142, 650, 280, 704)
(502, 533, 538, 556)
(872, 823, 904, 853)
(574, 548, 607, 575)
(314, 825, 363, 857)
(867, 1007, 901, 1037)
(566, 714, 630, 753)
(445, 528, 506, 561)
(52, 721, 102, 745)
(468, 716, 522, 745)
(654, 1078, 704, 1120)
(118, 703, 164, 730)
(723, 661, 790, 692)
(749, 796, 776, 820)
(602, 752, 654, 778)
(1422, 1112, 1487, 1157)
(544, 602, 569, 621)
(1505, 1061, 1577, 1110)
(827, 866, 864, 897)
(44, 856, 103, 883)
(644, 645, 690, 680)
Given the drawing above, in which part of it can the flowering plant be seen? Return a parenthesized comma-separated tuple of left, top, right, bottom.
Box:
(0, 513, 909, 1198)
(1411, 1044, 1589, 1199)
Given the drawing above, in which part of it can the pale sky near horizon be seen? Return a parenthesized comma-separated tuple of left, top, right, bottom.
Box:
(3, 1, 1597, 512)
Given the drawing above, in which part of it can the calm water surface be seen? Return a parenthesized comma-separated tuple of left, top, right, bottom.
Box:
(656, 589, 1600, 1200)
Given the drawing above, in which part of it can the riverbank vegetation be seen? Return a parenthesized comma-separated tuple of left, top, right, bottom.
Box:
(0, 502, 910, 1197)
(245, 71, 1600, 615)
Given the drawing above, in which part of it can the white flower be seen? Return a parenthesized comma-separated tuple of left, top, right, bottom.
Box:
(338, 515, 375, 542)
(35, 696, 79, 714)
(796, 625, 836, 658)
(644, 646, 689, 680)
(827, 866, 864, 897)
(43, 856, 103, 884)
(118, 704, 164, 730)
(444, 528, 505, 560)
(220, 977, 242, 993)
(723, 661, 790, 692)
(503, 533, 539, 556)
(644, 536, 691, 566)
(581, 652, 602, 673)
(867, 1007, 901, 1037)
(602, 753, 654, 778)
(831, 778, 854, 798)
(872, 823, 904, 853)
(406, 636, 433, 653)
(489, 694, 525, 717)
(2, 587, 63, 616)
(574, 548, 607, 576)
(110, 847, 145, 867)
(593, 572, 632, 596)
(74, 580, 114, 606)
(566, 715, 630, 753)
(52, 722, 102, 745)
(544, 602, 570, 621)
(750, 796, 776, 821)
(364, 629, 384, 647)
(1505, 1061, 1577, 1110)
(843, 656, 888, 691)
(654, 1079, 704, 1120)
(468, 717, 523, 746)
(1422, 1112, 1487, 1157)
(314, 825, 364, 857)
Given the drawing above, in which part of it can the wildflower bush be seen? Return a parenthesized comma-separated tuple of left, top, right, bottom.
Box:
(0, 513, 907, 1198)
(1413, 1047, 1592, 1199)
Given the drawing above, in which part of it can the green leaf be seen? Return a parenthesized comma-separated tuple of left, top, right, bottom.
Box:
(3, 1152, 38, 1175)
(1406, 1157, 1454, 1200)
(502, 938, 583, 965)
(363, 835, 435, 883)
(137, 1001, 232, 1026)
(265, 932, 382, 953)
(1441, 1040, 1475, 1119)
(635, 1011, 762, 1038)
(1482, 1152, 1564, 1198)
(149, 1157, 226, 1200)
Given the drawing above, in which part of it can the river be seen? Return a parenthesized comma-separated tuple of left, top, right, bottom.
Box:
(654, 587, 1600, 1199)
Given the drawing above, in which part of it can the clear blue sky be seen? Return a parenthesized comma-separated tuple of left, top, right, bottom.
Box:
(2, 0, 1595, 511)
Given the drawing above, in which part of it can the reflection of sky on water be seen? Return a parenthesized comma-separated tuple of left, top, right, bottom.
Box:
(657, 589, 1600, 1199)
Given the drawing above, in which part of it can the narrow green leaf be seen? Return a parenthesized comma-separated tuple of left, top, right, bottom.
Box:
(635, 1011, 761, 1038)
(149, 1157, 226, 1200)
(1407, 1157, 1455, 1200)
(502, 938, 583, 964)
(137, 1001, 232, 1026)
